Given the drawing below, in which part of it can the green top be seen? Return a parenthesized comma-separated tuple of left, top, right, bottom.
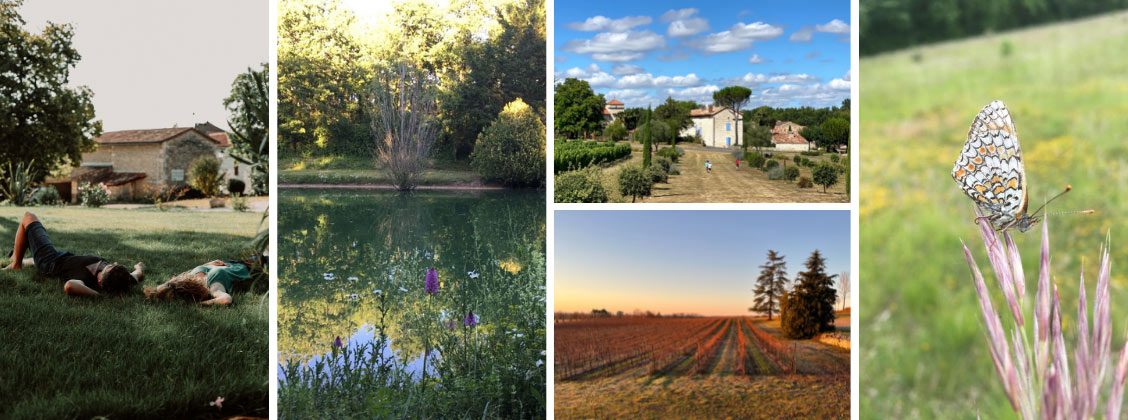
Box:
(191, 262, 250, 292)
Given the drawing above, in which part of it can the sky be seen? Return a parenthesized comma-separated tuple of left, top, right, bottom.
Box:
(17, 0, 268, 132)
(554, 0, 850, 108)
(555, 211, 850, 316)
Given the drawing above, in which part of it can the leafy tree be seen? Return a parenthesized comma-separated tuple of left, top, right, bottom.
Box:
(653, 97, 696, 137)
(712, 86, 752, 147)
(554, 78, 605, 139)
(470, 98, 545, 187)
(617, 165, 652, 203)
(635, 120, 672, 151)
(603, 120, 627, 141)
(224, 64, 270, 195)
(751, 106, 777, 128)
(745, 125, 773, 152)
(371, 63, 439, 191)
(820, 117, 849, 151)
(813, 162, 839, 192)
(751, 250, 789, 320)
(618, 108, 644, 131)
(0, 0, 101, 182)
(781, 249, 838, 339)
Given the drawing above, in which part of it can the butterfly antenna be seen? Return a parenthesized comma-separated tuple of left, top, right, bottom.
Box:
(1046, 209, 1096, 216)
(1028, 185, 1074, 217)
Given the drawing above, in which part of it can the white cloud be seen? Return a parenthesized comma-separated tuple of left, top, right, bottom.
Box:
(729, 72, 820, 86)
(790, 26, 814, 42)
(615, 73, 703, 89)
(665, 85, 720, 103)
(755, 81, 850, 107)
(557, 65, 616, 87)
(667, 18, 709, 37)
(659, 8, 698, 23)
(816, 19, 850, 34)
(592, 52, 645, 62)
(657, 51, 690, 61)
(605, 89, 650, 101)
(694, 22, 783, 53)
(842, 70, 851, 81)
(561, 30, 665, 62)
(565, 15, 653, 32)
(555, 55, 567, 63)
(611, 64, 645, 76)
(805, 51, 821, 59)
(748, 54, 766, 64)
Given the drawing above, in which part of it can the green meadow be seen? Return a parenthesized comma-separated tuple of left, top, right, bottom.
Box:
(860, 11, 1128, 419)
(0, 207, 268, 419)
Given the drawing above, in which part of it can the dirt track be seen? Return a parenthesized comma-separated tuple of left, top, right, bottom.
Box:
(605, 147, 849, 203)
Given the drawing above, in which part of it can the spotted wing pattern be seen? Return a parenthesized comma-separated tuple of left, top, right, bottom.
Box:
(951, 100, 1027, 228)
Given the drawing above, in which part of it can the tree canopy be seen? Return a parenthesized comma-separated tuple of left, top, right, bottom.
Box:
(781, 249, 838, 339)
(653, 97, 697, 136)
(224, 63, 270, 195)
(752, 250, 788, 320)
(278, 0, 545, 159)
(554, 78, 605, 139)
(0, 0, 101, 181)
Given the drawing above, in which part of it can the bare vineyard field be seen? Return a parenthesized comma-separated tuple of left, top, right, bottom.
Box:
(554, 316, 850, 419)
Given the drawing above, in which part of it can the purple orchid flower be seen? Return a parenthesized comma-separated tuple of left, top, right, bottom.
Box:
(333, 336, 343, 348)
(425, 268, 439, 295)
(464, 310, 476, 327)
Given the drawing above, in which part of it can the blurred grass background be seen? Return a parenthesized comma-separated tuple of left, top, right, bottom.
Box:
(860, 10, 1128, 418)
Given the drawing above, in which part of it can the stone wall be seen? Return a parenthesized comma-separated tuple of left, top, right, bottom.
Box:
(162, 131, 219, 188)
(80, 143, 162, 189)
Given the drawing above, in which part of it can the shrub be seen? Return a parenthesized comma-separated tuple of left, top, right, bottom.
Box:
(617, 165, 652, 203)
(187, 155, 225, 197)
(766, 166, 785, 180)
(829, 154, 840, 163)
(1, 161, 36, 205)
(29, 186, 61, 206)
(471, 99, 546, 187)
(793, 156, 801, 166)
(148, 185, 189, 210)
(763, 159, 780, 171)
(656, 147, 680, 163)
(646, 165, 667, 183)
(653, 157, 673, 174)
(554, 141, 631, 173)
(813, 162, 839, 192)
(783, 166, 800, 182)
(231, 193, 249, 212)
(798, 177, 814, 188)
(801, 157, 811, 167)
(603, 120, 627, 141)
(228, 178, 246, 196)
(79, 182, 110, 208)
(800, 151, 822, 156)
(554, 167, 608, 203)
(745, 152, 766, 169)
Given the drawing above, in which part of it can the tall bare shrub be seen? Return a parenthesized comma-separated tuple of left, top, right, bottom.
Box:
(370, 63, 438, 191)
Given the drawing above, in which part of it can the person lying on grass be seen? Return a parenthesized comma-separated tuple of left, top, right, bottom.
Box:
(2, 212, 143, 296)
(143, 258, 258, 305)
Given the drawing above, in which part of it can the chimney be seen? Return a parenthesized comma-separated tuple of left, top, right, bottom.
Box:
(707, 105, 713, 112)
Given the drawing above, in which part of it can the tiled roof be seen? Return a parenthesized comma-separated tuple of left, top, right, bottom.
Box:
(606, 99, 624, 105)
(771, 121, 809, 144)
(688, 106, 738, 118)
(94, 128, 220, 145)
(209, 132, 231, 147)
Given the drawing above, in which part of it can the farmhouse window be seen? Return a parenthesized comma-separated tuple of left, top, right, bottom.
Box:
(726, 123, 731, 131)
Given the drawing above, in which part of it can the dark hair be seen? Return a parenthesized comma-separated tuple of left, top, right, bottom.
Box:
(101, 264, 136, 293)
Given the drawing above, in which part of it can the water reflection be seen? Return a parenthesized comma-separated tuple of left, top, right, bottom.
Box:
(278, 189, 545, 377)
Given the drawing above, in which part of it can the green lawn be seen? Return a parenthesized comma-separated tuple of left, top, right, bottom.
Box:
(861, 11, 1128, 419)
(280, 155, 482, 186)
(0, 207, 268, 419)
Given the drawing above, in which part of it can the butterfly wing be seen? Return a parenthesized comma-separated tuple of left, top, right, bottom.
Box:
(952, 100, 1026, 225)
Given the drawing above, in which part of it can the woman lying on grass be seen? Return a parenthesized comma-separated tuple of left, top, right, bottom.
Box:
(3, 212, 143, 296)
(144, 257, 260, 305)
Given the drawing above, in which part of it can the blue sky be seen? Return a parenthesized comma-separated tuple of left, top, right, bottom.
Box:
(554, 0, 850, 109)
(555, 211, 850, 316)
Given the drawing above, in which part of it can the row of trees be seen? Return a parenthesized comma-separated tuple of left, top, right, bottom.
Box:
(751, 249, 846, 339)
(861, 0, 1128, 55)
(279, 0, 546, 161)
(555, 78, 848, 152)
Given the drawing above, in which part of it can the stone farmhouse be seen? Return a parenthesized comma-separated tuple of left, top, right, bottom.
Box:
(771, 121, 812, 152)
(54, 125, 225, 202)
(193, 122, 250, 189)
(679, 105, 743, 148)
(603, 98, 624, 121)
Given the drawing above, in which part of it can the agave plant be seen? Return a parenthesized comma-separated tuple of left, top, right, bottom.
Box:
(961, 209, 1128, 419)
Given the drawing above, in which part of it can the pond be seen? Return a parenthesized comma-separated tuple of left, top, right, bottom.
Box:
(277, 189, 546, 387)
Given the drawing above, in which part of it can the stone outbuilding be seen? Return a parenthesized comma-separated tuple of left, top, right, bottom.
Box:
(61, 127, 223, 201)
(771, 121, 812, 152)
(679, 105, 743, 148)
(603, 98, 624, 122)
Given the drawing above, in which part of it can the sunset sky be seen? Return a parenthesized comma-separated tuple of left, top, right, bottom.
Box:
(555, 210, 850, 316)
